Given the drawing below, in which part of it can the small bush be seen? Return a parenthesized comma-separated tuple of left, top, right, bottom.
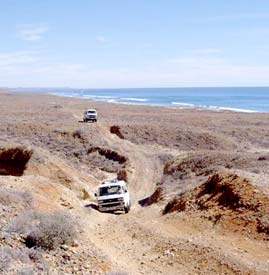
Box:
(81, 188, 90, 200)
(8, 210, 44, 234)
(0, 248, 30, 273)
(17, 268, 35, 275)
(0, 189, 32, 208)
(25, 211, 78, 250)
(0, 247, 48, 274)
(0, 248, 12, 272)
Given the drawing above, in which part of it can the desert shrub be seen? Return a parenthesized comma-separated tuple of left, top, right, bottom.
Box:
(0, 248, 30, 273)
(0, 247, 48, 274)
(17, 267, 35, 275)
(81, 188, 90, 200)
(8, 210, 44, 234)
(0, 248, 12, 272)
(25, 211, 78, 250)
(0, 189, 32, 208)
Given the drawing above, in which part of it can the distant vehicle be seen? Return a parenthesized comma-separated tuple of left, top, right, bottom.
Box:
(95, 179, 131, 213)
(83, 109, 97, 122)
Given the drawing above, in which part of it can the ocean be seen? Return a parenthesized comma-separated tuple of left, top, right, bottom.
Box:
(12, 87, 269, 112)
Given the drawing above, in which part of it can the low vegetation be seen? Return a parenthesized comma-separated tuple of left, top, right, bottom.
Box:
(24, 211, 79, 250)
(0, 188, 32, 208)
(8, 210, 79, 250)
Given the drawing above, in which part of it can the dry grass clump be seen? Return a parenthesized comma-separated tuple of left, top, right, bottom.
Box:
(0, 247, 47, 274)
(24, 211, 79, 250)
(0, 189, 32, 208)
(16, 268, 35, 275)
(0, 248, 13, 272)
(81, 188, 90, 200)
(8, 210, 45, 234)
(8, 210, 79, 250)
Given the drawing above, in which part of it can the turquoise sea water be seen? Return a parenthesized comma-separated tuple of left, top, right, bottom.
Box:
(12, 87, 269, 112)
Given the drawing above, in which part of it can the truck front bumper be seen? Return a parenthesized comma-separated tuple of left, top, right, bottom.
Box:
(99, 203, 125, 212)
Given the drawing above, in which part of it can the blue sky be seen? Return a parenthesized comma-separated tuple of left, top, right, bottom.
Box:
(1, 0, 269, 88)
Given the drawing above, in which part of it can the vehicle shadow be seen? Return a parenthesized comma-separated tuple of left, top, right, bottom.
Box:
(138, 196, 150, 207)
(85, 202, 99, 210)
(78, 120, 96, 123)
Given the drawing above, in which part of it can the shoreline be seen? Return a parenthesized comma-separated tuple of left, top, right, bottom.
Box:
(47, 92, 264, 113)
(7, 87, 269, 113)
(7, 89, 265, 114)
(46, 93, 264, 114)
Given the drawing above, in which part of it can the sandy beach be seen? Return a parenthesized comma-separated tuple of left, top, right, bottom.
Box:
(1, 89, 269, 274)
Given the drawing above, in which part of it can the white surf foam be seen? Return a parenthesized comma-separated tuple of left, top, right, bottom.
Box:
(121, 97, 148, 102)
(208, 106, 259, 113)
(171, 102, 195, 107)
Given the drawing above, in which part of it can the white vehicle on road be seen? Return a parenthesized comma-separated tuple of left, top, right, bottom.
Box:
(83, 109, 97, 122)
(95, 179, 131, 213)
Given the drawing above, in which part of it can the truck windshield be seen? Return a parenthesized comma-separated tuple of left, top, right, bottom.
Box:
(87, 110, 96, 114)
(99, 185, 122, 196)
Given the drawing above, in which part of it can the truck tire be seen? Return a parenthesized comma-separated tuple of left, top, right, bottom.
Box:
(124, 204, 130, 213)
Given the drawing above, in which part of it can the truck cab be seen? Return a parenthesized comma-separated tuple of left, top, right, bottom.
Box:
(83, 109, 97, 122)
(95, 179, 131, 213)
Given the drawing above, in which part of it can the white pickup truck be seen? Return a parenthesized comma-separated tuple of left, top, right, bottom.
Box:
(95, 179, 131, 213)
(83, 109, 97, 122)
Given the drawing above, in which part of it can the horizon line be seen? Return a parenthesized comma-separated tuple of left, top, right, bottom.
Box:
(5, 85, 269, 90)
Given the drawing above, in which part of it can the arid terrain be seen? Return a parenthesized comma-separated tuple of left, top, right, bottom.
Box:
(0, 90, 269, 275)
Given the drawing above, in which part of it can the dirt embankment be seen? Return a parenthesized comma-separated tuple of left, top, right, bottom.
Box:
(163, 172, 269, 239)
(147, 151, 269, 201)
